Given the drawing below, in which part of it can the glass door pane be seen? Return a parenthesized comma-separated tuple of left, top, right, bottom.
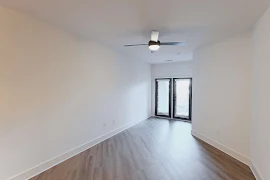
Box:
(173, 78, 191, 120)
(155, 79, 171, 117)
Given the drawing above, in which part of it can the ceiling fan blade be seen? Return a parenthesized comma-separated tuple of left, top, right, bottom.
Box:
(150, 30, 159, 42)
(124, 43, 148, 47)
(160, 42, 186, 46)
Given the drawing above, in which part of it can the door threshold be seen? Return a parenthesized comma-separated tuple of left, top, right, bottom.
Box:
(152, 116, 191, 123)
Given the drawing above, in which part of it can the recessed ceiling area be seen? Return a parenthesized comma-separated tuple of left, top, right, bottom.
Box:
(1, 0, 270, 64)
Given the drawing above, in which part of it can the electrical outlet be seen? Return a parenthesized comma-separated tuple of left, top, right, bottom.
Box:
(103, 123, 106, 127)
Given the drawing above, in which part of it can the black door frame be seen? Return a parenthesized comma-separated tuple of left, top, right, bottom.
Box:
(155, 78, 172, 118)
(173, 78, 192, 121)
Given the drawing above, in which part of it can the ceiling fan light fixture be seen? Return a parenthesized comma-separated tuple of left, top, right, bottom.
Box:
(148, 40, 160, 51)
(149, 44, 160, 51)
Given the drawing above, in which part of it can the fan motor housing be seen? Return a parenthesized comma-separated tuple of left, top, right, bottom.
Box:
(148, 40, 160, 46)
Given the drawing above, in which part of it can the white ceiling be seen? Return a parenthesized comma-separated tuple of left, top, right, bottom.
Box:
(1, 0, 270, 64)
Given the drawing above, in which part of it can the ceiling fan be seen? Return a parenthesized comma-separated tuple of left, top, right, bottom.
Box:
(124, 30, 186, 52)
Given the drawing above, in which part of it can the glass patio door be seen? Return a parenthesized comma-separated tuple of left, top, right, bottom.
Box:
(155, 78, 192, 121)
(155, 79, 172, 117)
(173, 78, 192, 120)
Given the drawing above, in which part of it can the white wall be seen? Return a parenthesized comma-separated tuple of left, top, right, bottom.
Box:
(251, 6, 270, 180)
(151, 61, 193, 79)
(151, 62, 193, 116)
(0, 6, 151, 180)
(192, 34, 252, 164)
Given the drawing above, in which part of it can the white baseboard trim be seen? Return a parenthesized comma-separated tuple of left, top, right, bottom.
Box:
(250, 162, 264, 180)
(191, 130, 250, 166)
(7, 118, 148, 180)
